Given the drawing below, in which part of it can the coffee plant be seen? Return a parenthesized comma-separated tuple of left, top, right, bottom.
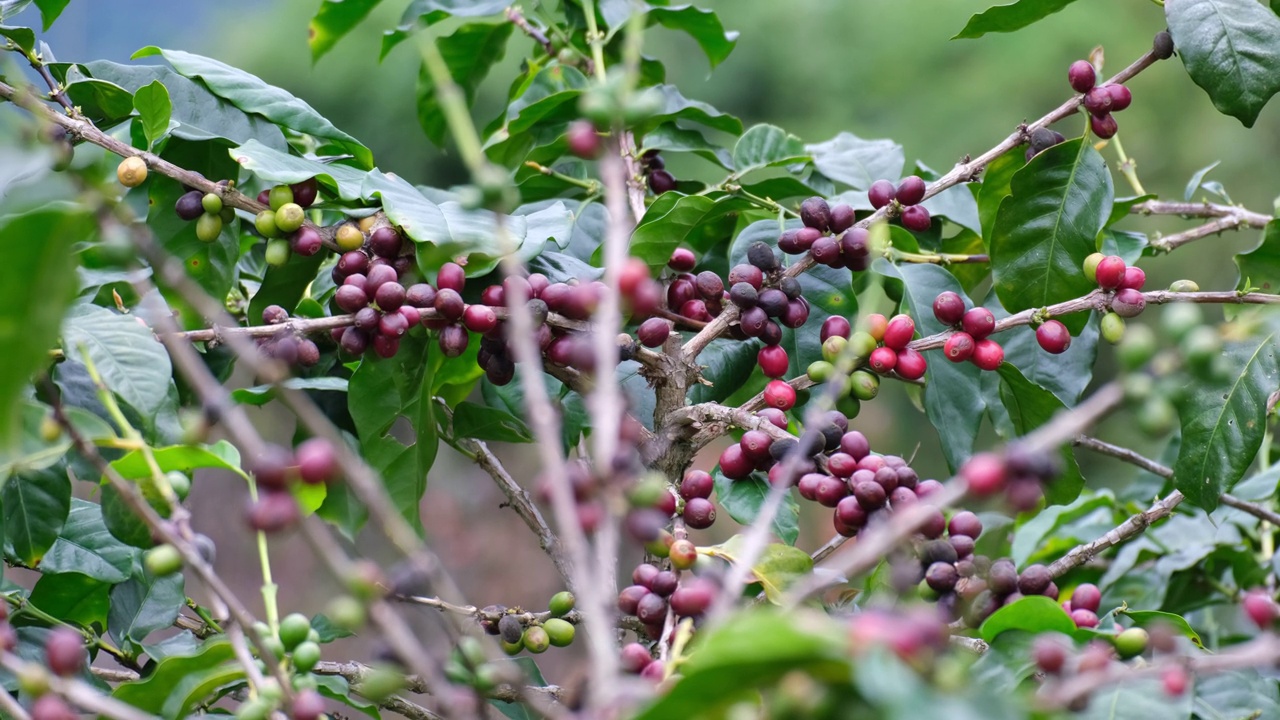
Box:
(1, 0, 1279, 717)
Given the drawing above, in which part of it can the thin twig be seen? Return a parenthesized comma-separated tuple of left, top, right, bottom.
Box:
(506, 7, 556, 56)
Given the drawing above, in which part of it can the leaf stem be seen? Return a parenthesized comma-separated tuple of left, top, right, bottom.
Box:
(523, 161, 601, 194)
(1110, 134, 1146, 196)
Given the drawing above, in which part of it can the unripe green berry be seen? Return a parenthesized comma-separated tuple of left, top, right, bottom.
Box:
(644, 530, 674, 558)
(235, 698, 273, 720)
(195, 212, 222, 243)
(836, 396, 861, 419)
(548, 591, 575, 617)
(255, 210, 281, 238)
(356, 665, 407, 702)
(847, 331, 878, 360)
(268, 185, 293, 211)
(821, 336, 847, 363)
(1122, 373, 1155, 402)
(849, 370, 880, 401)
(17, 664, 50, 697)
(1100, 312, 1125, 344)
(336, 224, 365, 251)
(627, 474, 667, 508)
(292, 674, 318, 691)
(279, 613, 312, 651)
(291, 641, 321, 673)
(257, 678, 284, 701)
(543, 618, 575, 647)
(326, 595, 366, 632)
(1168, 279, 1199, 293)
(144, 544, 183, 576)
(500, 638, 523, 656)
(1083, 252, 1105, 283)
(165, 471, 191, 500)
(1116, 324, 1157, 370)
(807, 360, 834, 383)
(523, 626, 551, 654)
(1137, 397, 1176, 436)
(275, 203, 305, 233)
(265, 238, 291, 267)
(1115, 627, 1149, 659)
(261, 636, 285, 661)
(202, 193, 223, 214)
(219, 205, 235, 224)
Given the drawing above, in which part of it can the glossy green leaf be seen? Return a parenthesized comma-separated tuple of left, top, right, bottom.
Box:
(648, 5, 738, 68)
(4, 465, 71, 566)
(639, 122, 733, 169)
(0, 24, 34, 54)
(0, 205, 90, 447)
(315, 674, 381, 718)
(133, 79, 172, 150)
(996, 364, 1085, 504)
(1173, 332, 1280, 510)
(0, 403, 113, 485)
(1167, 0, 1280, 127)
(133, 46, 372, 167)
(731, 124, 807, 174)
(309, 614, 356, 643)
(248, 251, 327, 331)
(417, 22, 514, 147)
(99, 483, 158, 549)
(712, 470, 800, 546)
(109, 566, 186, 647)
(230, 139, 366, 201)
(688, 339, 761, 405)
(32, 0, 69, 30)
(381, 0, 510, 59)
(1011, 490, 1114, 566)
(60, 304, 172, 420)
(990, 138, 1112, 334)
(231, 377, 349, 406)
(625, 193, 750, 273)
(112, 637, 237, 713)
(309, 0, 383, 62)
(1236, 219, 1280, 294)
(633, 84, 743, 136)
(1076, 676, 1193, 719)
(64, 78, 134, 125)
(980, 595, 1075, 641)
(977, 151, 1024, 246)
(805, 132, 904, 190)
(87, 61, 287, 149)
(953, 0, 1080, 39)
(27, 572, 110, 630)
(40, 499, 137, 583)
(1118, 610, 1203, 649)
(451, 401, 532, 444)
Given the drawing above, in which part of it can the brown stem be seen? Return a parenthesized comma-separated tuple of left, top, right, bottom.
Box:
(506, 7, 556, 56)
(1129, 199, 1272, 227)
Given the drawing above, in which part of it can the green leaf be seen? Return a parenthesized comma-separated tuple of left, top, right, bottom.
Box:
(109, 566, 186, 647)
(804, 132, 904, 191)
(979, 595, 1075, 641)
(1173, 332, 1280, 510)
(625, 193, 750, 273)
(1166, 0, 1280, 127)
(0, 205, 90, 447)
(133, 79, 172, 150)
(451, 402, 532, 444)
(953, 0, 1080, 39)
(632, 84, 743, 136)
(1075, 677, 1193, 719)
(381, 0, 510, 59)
(231, 377, 349, 406)
(688, 339, 761, 405)
(1011, 490, 1114, 566)
(645, 5, 739, 69)
(977, 151, 1024, 246)
(32, 0, 68, 30)
(99, 483, 156, 548)
(64, 78, 134, 125)
(27, 572, 110, 630)
(40, 499, 137, 583)
(702, 535, 812, 603)
(639, 122, 733, 169)
(4, 465, 71, 566)
(112, 637, 239, 714)
(248, 251, 327, 331)
(417, 22, 514, 147)
(309, 0, 383, 62)
(309, 614, 356, 643)
(60, 304, 173, 420)
(1, 403, 114, 485)
(86, 61, 287, 149)
(109, 441, 246, 481)
(731, 124, 807, 175)
(132, 46, 372, 168)
(315, 674, 381, 718)
(230, 139, 366, 201)
(996, 364, 1086, 504)
(711, 470, 800, 546)
(990, 138, 1112, 334)
(0, 24, 34, 54)
(1235, 219, 1280, 294)
(1118, 610, 1203, 649)
(1193, 669, 1280, 720)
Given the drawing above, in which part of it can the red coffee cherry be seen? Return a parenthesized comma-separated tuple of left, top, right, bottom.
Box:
(961, 452, 1007, 495)
(882, 314, 915, 350)
(944, 332, 975, 363)
(1106, 83, 1132, 112)
(45, 626, 86, 676)
(961, 307, 996, 340)
(668, 248, 696, 272)
(1068, 60, 1096, 93)
(971, 339, 1004, 371)
(895, 176, 926, 206)
(757, 345, 789, 378)
(566, 120, 601, 158)
(680, 470, 714, 500)
(1111, 288, 1146, 318)
(932, 291, 966, 326)
(900, 205, 932, 232)
(1090, 113, 1118, 139)
(821, 316, 852, 341)
(719, 443, 753, 479)
(868, 346, 898, 374)
(1120, 266, 1146, 290)
(763, 380, 796, 411)
(1036, 320, 1072, 354)
(1071, 583, 1102, 613)
(895, 348, 927, 380)
(1243, 589, 1279, 629)
(868, 179, 896, 209)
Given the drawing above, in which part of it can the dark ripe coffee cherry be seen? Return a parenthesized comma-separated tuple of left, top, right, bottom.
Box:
(297, 339, 320, 366)
(809, 236, 841, 266)
(175, 190, 205, 221)
(1153, 30, 1175, 59)
(337, 250, 370, 277)
(433, 261, 464, 292)
(758, 407, 788, 430)
(971, 339, 1004, 371)
(668, 247, 697, 273)
(719, 443, 753, 479)
(961, 307, 996, 340)
(339, 327, 370, 356)
(379, 309, 410, 338)
(949, 534, 974, 558)
(800, 197, 832, 231)
(760, 320, 782, 346)
(777, 229, 805, 254)
(649, 571, 679, 597)
(763, 379, 796, 410)
(932, 291, 966, 326)
(364, 264, 398, 297)
(1090, 112, 1118, 139)
(1071, 583, 1102, 613)
(1106, 84, 1132, 112)
(290, 226, 322, 256)
(757, 288, 788, 318)
(868, 179, 896, 209)
(1033, 637, 1068, 674)
(247, 490, 301, 533)
(835, 495, 868, 528)
(988, 559, 1019, 595)
(1083, 86, 1113, 115)
(497, 614, 525, 645)
(1028, 127, 1059, 153)
(680, 299, 712, 322)
(780, 299, 809, 328)
(729, 281, 758, 308)
(728, 263, 764, 290)
(944, 332, 975, 363)
(1094, 255, 1126, 289)
(439, 324, 469, 357)
(739, 306, 769, 337)
(251, 444, 295, 490)
(829, 204, 856, 233)
(740, 429, 774, 463)
(1068, 59, 1097, 93)
(374, 281, 405, 312)
(637, 317, 672, 348)
(896, 176, 926, 206)
(633, 563, 660, 588)
(895, 348, 927, 380)
(815, 476, 849, 507)
(671, 578, 716, 617)
(1017, 564, 1052, 595)
(368, 226, 402, 258)
(462, 304, 498, 334)
(683, 497, 717, 529)
(566, 120, 602, 158)
(840, 430, 870, 459)
(373, 334, 400, 359)
(794, 226, 822, 250)
(948, 511, 983, 539)
(45, 626, 86, 676)
(680, 470, 714, 500)
(288, 177, 319, 209)
(667, 278, 696, 311)
(925, 562, 959, 593)
(31, 696, 77, 720)
(297, 438, 339, 485)
(797, 472, 823, 501)
(747, 241, 779, 271)
(900, 205, 932, 232)
(853, 479, 887, 510)
(1036, 319, 1072, 354)
(757, 345, 789, 378)
(1111, 288, 1146, 318)
(262, 304, 289, 325)
(868, 346, 897, 374)
(649, 169, 677, 194)
(636, 592, 668, 624)
(620, 642, 652, 673)
(695, 270, 724, 299)
(434, 288, 465, 321)
(821, 316, 852, 341)
(354, 307, 380, 331)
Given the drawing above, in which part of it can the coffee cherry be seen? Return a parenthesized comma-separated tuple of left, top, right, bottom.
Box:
(45, 626, 86, 676)
(900, 205, 931, 232)
(1243, 590, 1278, 629)
(821, 316, 852, 341)
(944, 332, 975, 363)
(1070, 608, 1100, 628)
(1162, 666, 1189, 697)
(1036, 320, 1072, 354)
(1153, 31, 1175, 60)
(31, 696, 76, 720)
(268, 185, 294, 210)
(334, 225, 364, 253)
(369, 226, 402, 259)
(1070, 583, 1101, 613)
(883, 314, 915, 350)
(1111, 288, 1146, 318)
(1106, 84, 1132, 112)
(649, 570, 679, 598)
(671, 578, 715, 617)
(800, 197, 832, 232)
(747, 241, 780, 271)
(176, 190, 205, 221)
(1115, 627, 1148, 659)
(523, 626, 551, 654)
(279, 612, 312, 651)
(1068, 60, 1096, 93)
(757, 345, 789, 378)
(297, 438, 338, 485)
(728, 264, 763, 289)
(925, 562, 958, 593)
(810, 236, 840, 266)
(759, 408, 788, 430)
(1090, 113, 1118, 139)
(719, 443, 753, 479)
(439, 324, 469, 357)
(896, 176, 926, 206)
(1120, 266, 1146, 290)
(544, 617, 576, 647)
(620, 642, 652, 673)
(275, 203, 305, 234)
(649, 169, 677, 194)
(248, 491, 301, 532)
(961, 307, 995, 340)
(868, 179, 896, 209)
(145, 543, 183, 576)
(932, 291, 966, 325)
(636, 592, 668, 624)
(255, 210, 282, 239)
(849, 370, 879, 401)
(947, 511, 982, 538)
(763, 379, 796, 411)
(895, 348, 927, 380)
(1017, 563, 1051, 595)
(680, 470, 714, 500)
(971, 339, 1004, 371)
(379, 310, 409, 338)
(1033, 636, 1069, 674)
(962, 453, 1006, 495)
(830, 204, 856, 233)
(1083, 86, 1113, 115)
(868, 346, 897, 374)
(566, 120, 601, 158)
(117, 156, 148, 187)
(1100, 312, 1125, 344)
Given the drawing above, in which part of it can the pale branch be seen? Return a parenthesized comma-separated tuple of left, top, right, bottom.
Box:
(0, 678, 32, 720)
(372, 694, 444, 720)
(312, 660, 563, 705)
(1129, 199, 1272, 227)
(1150, 215, 1252, 253)
(506, 7, 556, 56)
(91, 667, 142, 683)
(458, 436, 574, 584)
(680, 45, 1166, 360)
(1046, 491, 1183, 579)
(1220, 493, 1280, 526)
(394, 593, 648, 635)
(621, 132, 649, 224)
(0, 653, 157, 720)
(1039, 634, 1280, 710)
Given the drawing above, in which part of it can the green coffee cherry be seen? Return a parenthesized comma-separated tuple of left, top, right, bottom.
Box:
(274, 202, 305, 233)
(500, 638, 523, 656)
(1100, 312, 1125, 344)
(16, 664, 50, 697)
(1116, 324, 1157, 371)
(849, 370, 880, 401)
(201, 192, 223, 215)
(807, 360, 834, 383)
(261, 636, 286, 661)
(1115, 627, 1149, 659)
(548, 591, 576, 617)
(1168, 279, 1199, 293)
(356, 665, 407, 702)
(627, 474, 667, 508)
(278, 613, 312, 651)
(523, 626, 551, 654)
(326, 595, 366, 632)
(1083, 252, 1105, 283)
(257, 678, 283, 701)
(847, 331, 878, 360)
(265, 238, 291, 267)
(1137, 397, 1176, 436)
(195, 213, 222, 243)
(1160, 303, 1203, 343)
(292, 674, 318, 691)
(144, 544, 183, 576)
(292, 641, 321, 673)
(1122, 373, 1154, 402)
(165, 471, 191, 500)
(821, 336, 847, 363)
(268, 185, 293, 211)
(255, 210, 281, 238)
(644, 530, 673, 558)
(836, 396, 861, 419)
(235, 698, 273, 720)
(219, 205, 236, 224)
(543, 618, 575, 647)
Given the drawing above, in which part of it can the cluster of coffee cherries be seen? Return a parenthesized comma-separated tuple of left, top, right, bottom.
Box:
(1083, 253, 1147, 344)
(1024, 127, 1068, 161)
(252, 181, 324, 264)
(931, 292, 1007, 369)
(847, 606, 950, 664)
(618, 557, 719, 639)
(1033, 621, 1184, 703)
(934, 550, 1062, 628)
(4, 626, 90, 720)
(257, 304, 321, 367)
(868, 175, 931, 232)
(1068, 60, 1133, 139)
(961, 447, 1059, 511)
(642, 150, 676, 194)
(245, 439, 340, 533)
(228, 614, 330, 720)
(329, 230, 440, 362)
(174, 178, 239, 243)
(478, 591, 578, 656)
(1060, 582, 1106, 628)
(778, 196, 868, 271)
